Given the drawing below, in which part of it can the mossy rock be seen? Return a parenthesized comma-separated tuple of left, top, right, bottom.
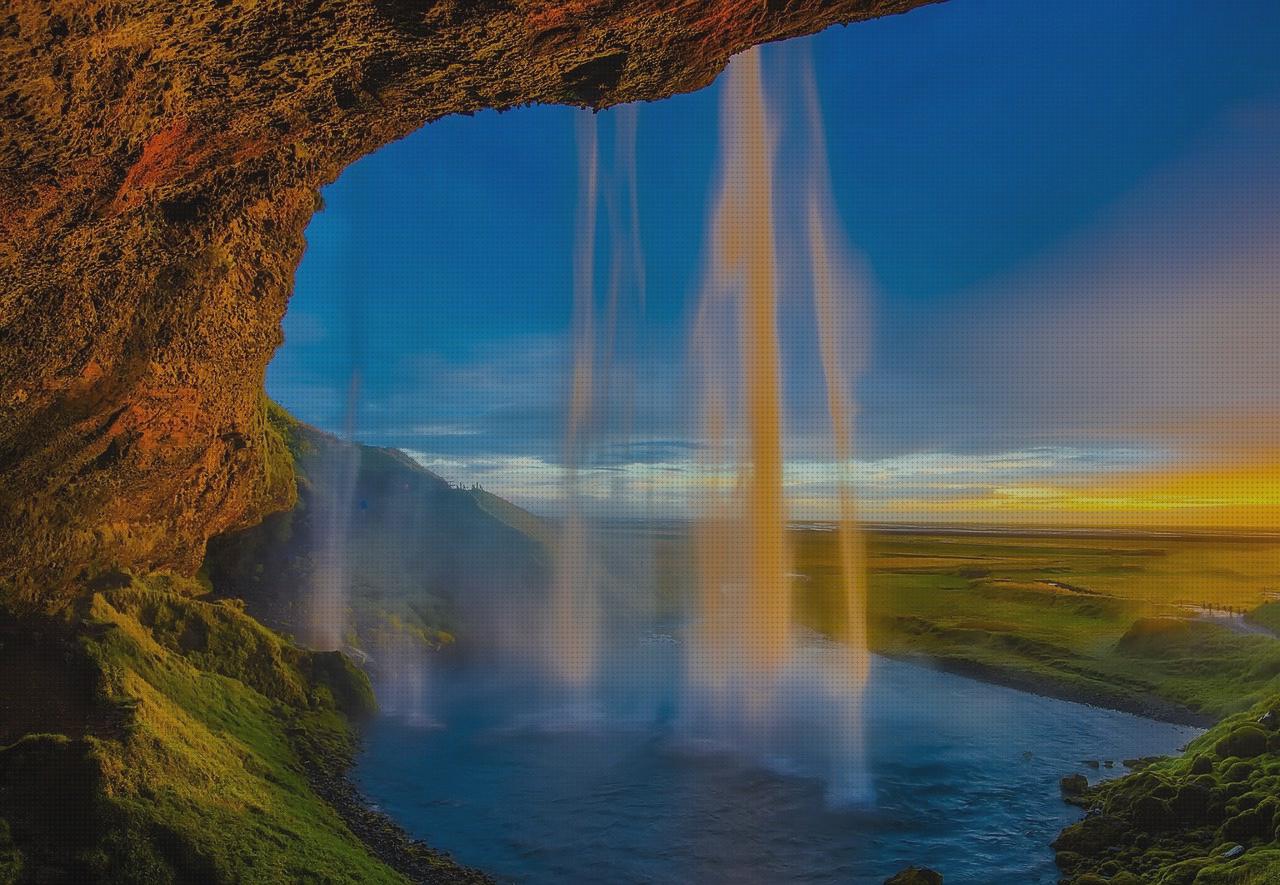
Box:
(884, 867, 942, 885)
(1221, 808, 1272, 843)
(1215, 725, 1268, 759)
(1220, 799, 1279, 844)
(1132, 795, 1176, 832)
(1053, 693, 1280, 883)
(1055, 850, 1084, 873)
(1109, 874, 1144, 885)
(1054, 814, 1129, 855)
(1159, 857, 1214, 885)
(1223, 760, 1256, 783)
(1061, 774, 1089, 797)
(1170, 783, 1214, 824)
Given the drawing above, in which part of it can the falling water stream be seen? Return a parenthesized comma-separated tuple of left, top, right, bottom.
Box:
(539, 47, 874, 790)
(305, 368, 362, 651)
(679, 48, 872, 799)
(548, 112, 603, 693)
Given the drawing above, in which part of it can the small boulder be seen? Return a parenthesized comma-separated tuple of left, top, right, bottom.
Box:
(1060, 774, 1089, 797)
(1169, 783, 1214, 824)
(1190, 754, 1214, 775)
(1220, 805, 1273, 843)
(1222, 760, 1255, 783)
(1054, 850, 1084, 874)
(1215, 725, 1268, 759)
(1110, 874, 1145, 885)
(1053, 814, 1128, 855)
(1132, 795, 1174, 832)
(883, 868, 942, 885)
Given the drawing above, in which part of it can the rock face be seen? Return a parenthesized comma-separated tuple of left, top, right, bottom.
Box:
(884, 867, 943, 885)
(0, 0, 936, 609)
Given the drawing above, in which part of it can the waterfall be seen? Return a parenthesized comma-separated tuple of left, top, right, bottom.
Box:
(685, 46, 872, 803)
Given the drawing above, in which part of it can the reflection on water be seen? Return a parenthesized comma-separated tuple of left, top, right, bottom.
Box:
(356, 650, 1198, 885)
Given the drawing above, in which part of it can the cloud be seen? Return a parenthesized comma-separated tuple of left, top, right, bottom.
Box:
(383, 423, 483, 439)
(400, 444, 1170, 522)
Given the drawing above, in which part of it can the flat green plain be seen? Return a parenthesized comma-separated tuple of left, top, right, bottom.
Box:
(788, 528, 1280, 722)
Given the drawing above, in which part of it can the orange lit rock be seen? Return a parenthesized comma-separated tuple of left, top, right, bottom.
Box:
(0, 0, 937, 608)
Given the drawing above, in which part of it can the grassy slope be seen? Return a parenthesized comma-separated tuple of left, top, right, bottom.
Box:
(789, 529, 1280, 883)
(0, 576, 418, 883)
(204, 404, 549, 662)
(0, 401, 492, 884)
(1247, 601, 1280, 635)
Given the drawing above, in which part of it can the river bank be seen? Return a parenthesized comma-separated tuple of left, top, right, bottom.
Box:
(299, 730, 490, 885)
(883, 650, 1216, 728)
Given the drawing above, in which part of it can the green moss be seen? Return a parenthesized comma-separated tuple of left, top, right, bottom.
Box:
(842, 538, 1280, 722)
(0, 584, 419, 884)
(1055, 693, 1280, 884)
(1217, 726, 1269, 759)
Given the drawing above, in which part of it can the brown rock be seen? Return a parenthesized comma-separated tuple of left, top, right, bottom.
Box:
(884, 867, 943, 885)
(0, 0, 938, 609)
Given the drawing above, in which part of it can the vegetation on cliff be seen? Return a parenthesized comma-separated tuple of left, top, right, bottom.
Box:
(1054, 694, 1280, 884)
(5, 404, 1277, 883)
(0, 574, 479, 884)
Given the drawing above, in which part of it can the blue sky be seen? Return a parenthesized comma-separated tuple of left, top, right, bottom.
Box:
(269, 0, 1280, 523)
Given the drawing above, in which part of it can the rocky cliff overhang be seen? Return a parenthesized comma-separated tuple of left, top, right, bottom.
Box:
(0, 0, 936, 609)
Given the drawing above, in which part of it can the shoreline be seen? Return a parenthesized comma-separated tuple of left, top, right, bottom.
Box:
(878, 650, 1215, 729)
(300, 727, 493, 885)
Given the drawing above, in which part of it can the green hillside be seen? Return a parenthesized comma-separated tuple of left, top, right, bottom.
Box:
(204, 404, 550, 664)
(0, 574, 483, 883)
